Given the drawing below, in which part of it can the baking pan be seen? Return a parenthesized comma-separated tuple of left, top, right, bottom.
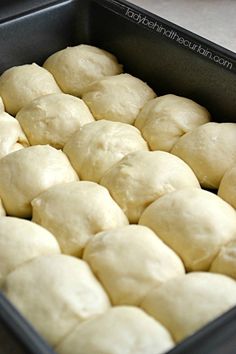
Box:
(0, 0, 236, 353)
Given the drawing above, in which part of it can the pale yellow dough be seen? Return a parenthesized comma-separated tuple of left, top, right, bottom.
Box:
(0, 96, 4, 111)
(141, 272, 236, 342)
(0, 63, 61, 115)
(0, 145, 78, 218)
(82, 73, 156, 125)
(171, 122, 236, 188)
(83, 225, 185, 305)
(210, 239, 236, 279)
(43, 44, 122, 96)
(218, 166, 236, 209)
(139, 188, 236, 271)
(63, 120, 149, 182)
(3, 254, 110, 347)
(56, 306, 174, 354)
(32, 181, 128, 257)
(100, 150, 200, 223)
(135, 94, 210, 151)
(0, 217, 60, 287)
(0, 199, 6, 216)
(16, 93, 94, 149)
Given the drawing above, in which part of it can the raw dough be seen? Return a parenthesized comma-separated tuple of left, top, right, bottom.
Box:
(16, 93, 94, 149)
(82, 73, 156, 125)
(0, 217, 60, 287)
(3, 255, 110, 347)
(218, 166, 236, 209)
(32, 181, 128, 257)
(171, 122, 236, 188)
(43, 44, 122, 96)
(63, 120, 149, 182)
(0, 97, 4, 111)
(0, 199, 6, 216)
(135, 94, 210, 151)
(0, 63, 61, 115)
(83, 224, 185, 305)
(210, 239, 236, 280)
(139, 188, 236, 271)
(0, 145, 78, 218)
(100, 150, 200, 223)
(141, 272, 236, 342)
(56, 306, 174, 354)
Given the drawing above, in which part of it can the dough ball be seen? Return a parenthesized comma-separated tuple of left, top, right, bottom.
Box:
(43, 44, 122, 96)
(0, 216, 60, 287)
(139, 188, 236, 271)
(3, 254, 110, 347)
(0, 63, 61, 115)
(141, 272, 236, 342)
(83, 224, 185, 306)
(82, 73, 156, 125)
(56, 306, 174, 354)
(0, 112, 29, 159)
(0, 145, 78, 218)
(100, 150, 200, 223)
(63, 120, 149, 182)
(16, 93, 94, 149)
(32, 181, 128, 257)
(0, 199, 6, 216)
(218, 166, 236, 209)
(0, 96, 4, 111)
(171, 122, 236, 188)
(210, 239, 236, 279)
(135, 94, 210, 151)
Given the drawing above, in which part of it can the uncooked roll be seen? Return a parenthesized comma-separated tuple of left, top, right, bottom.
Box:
(0, 145, 78, 218)
(135, 94, 210, 151)
(139, 188, 236, 271)
(100, 150, 200, 223)
(0, 217, 60, 287)
(43, 44, 122, 96)
(218, 166, 236, 209)
(63, 120, 149, 182)
(0, 112, 29, 159)
(3, 254, 110, 347)
(141, 272, 236, 342)
(82, 73, 156, 125)
(56, 306, 174, 354)
(16, 93, 94, 149)
(0, 97, 4, 111)
(171, 122, 236, 188)
(32, 181, 128, 257)
(0, 63, 61, 115)
(210, 239, 236, 279)
(83, 225, 185, 305)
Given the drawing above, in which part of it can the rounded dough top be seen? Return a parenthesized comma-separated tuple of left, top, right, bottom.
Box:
(171, 122, 236, 188)
(83, 224, 185, 306)
(43, 44, 123, 96)
(3, 254, 110, 347)
(0, 216, 60, 287)
(139, 188, 236, 271)
(82, 73, 156, 125)
(141, 272, 236, 342)
(0, 63, 61, 115)
(100, 150, 200, 223)
(0, 112, 29, 159)
(32, 181, 128, 257)
(63, 120, 149, 182)
(56, 306, 174, 354)
(135, 94, 210, 151)
(218, 165, 236, 209)
(0, 145, 78, 218)
(210, 239, 236, 280)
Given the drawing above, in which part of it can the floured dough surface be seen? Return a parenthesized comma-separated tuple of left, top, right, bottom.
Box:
(0, 145, 78, 218)
(82, 73, 156, 125)
(100, 150, 200, 223)
(0, 217, 60, 287)
(210, 239, 236, 279)
(141, 272, 236, 342)
(16, 93, 94, 149)
(0, 63, 61, 115)
(32, 181, 128, 257)
(3, 254, 110, 347)
(63, 120, 149, 182)
(171, 122, 236, 188)
(135, 94, 210, 151)
(43, 44, 122, 96)
(83, 224, 185, 305)
(56, 306, 174, 354)
(218, 166, 236, 209)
